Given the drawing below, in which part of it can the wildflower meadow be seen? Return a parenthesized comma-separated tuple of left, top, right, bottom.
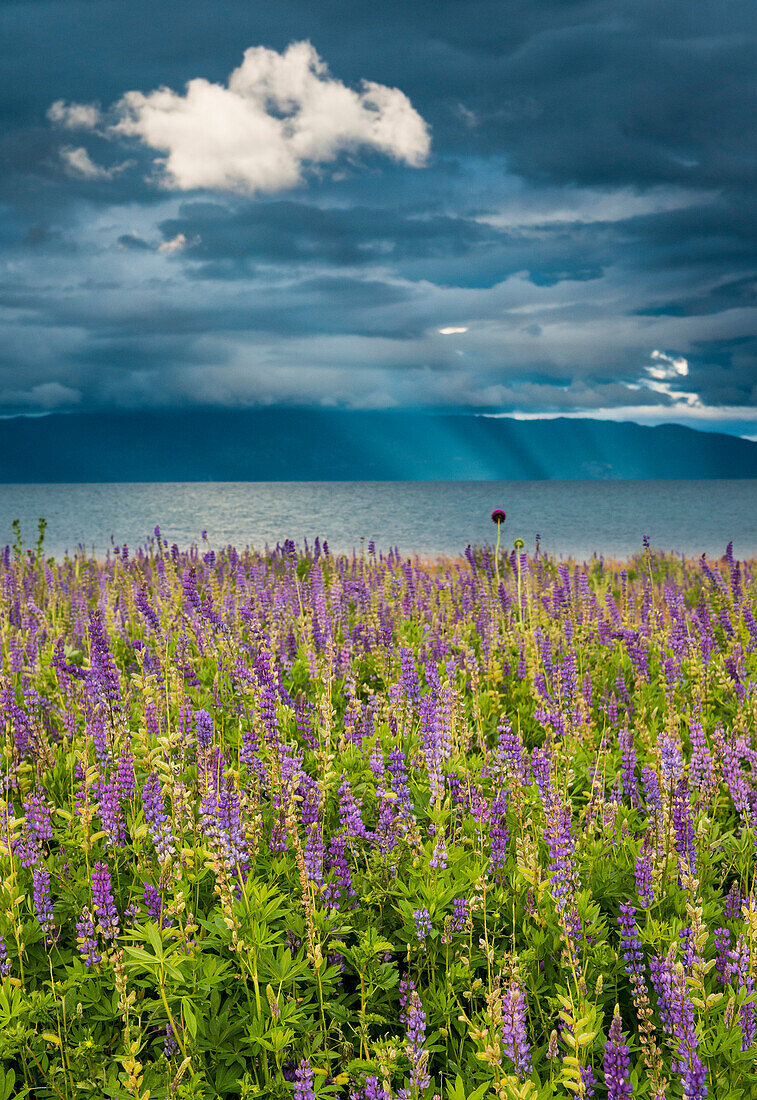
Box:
(1, 520, 756, 1100)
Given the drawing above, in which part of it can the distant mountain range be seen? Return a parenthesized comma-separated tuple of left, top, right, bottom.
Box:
(2, 409, 757, 481)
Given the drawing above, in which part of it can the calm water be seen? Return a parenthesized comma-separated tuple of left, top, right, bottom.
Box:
(0, 481, 755, 561)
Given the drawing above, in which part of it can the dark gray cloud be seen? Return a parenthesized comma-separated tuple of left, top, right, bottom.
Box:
(0, 0, 754, 429)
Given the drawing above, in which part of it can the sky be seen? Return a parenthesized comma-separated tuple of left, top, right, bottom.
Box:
(1, 0, 755, 435)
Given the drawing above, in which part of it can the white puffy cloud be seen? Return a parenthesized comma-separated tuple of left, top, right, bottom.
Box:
(438, 326, 468, 334)
(643, 350, 699, 406)
(47, 99, 101, 130)
(157, 233, 188, 253)
(648, 349, 689, 379)
(58, 41, 430, 194)
(60, 146, 113, 180)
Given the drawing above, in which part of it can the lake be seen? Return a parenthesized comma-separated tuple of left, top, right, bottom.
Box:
(0, 480, 754, 561)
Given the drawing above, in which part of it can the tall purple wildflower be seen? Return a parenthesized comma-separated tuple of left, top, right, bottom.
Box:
(95, 774, 126, 848)
(400, 978, 430, 1092)
(635, 841, 654, 908)
(641, 766, 662, 813)
(713, 928, 731, 984)
(688, 719, 713, 793)
(419, 693, 444, 801)
(618, 903, 644, 975)
(659, 735, 683, 791)
(670, 963, 708, 1098)
(487, 787, 509, 873)
(672, 780, 696, 875)
(303, 822, 324, 886)
(618, 727, 641, 808)
(76, 906, 101, 967)
(293, 1059, 316, 1100)
(32, 866, 54, 938)
(195, 708, 213, 754)
(141, 773, 176, 863)
(115, 738, 136, 801)
(501, 982, 531, 1078)
(200, 749, 249, 875)
(387, 749, 413, 815)
(87, 610, 121, 707)
(92, 861, 120, 943)
(604, 1009, 632, 1100)
(0, 936, 9, 976)
(23, 791, 53, 844)
(323, 834, 356, 909)
(649, 950, 675, 1038)
(542, 786, 581, 943)
(413, 907, 432, 950)
(724, 882, 742, 920)
(729, 934, 756, 1052)
(143, 882, 172, 928)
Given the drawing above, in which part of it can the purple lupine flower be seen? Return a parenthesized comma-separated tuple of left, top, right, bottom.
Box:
(542, 786, 581, 941)
(14, 822, 41, 868)
(76, 906, 101, 967)
(487, 787, 509, 873)
(32, 866, 54, 938)
(400, 980, 430, 1092)
(498, 719, 528, 784)
(618, 903, 644, 975)
(23, 791, 53, 844)
(413, 907, 432, 950)
(724, 883, 742, 919)
(143, 882, 172, 928)
(688, 719, 713, 793)
(649, 950, 675, 1038)
(364, 1076, 391, 1100)
(635, 841, 654, 908)
(670, 963, 708, 1097)
(200, 749, 249, 875)
(303, 822, 324, 886)
(450, 897, 469, 932)
(604, 1009, 632, 1099)
(641, 766, 662, 813)
(339, 778, 367, 841)
(86, 709, 111, 768)
(92, 861, 120, 943)
(501, 982, 531, 1078)
(195, 709, 213, 754)
(530, 747, 552, 799)
(299, 775, 321, 828)
(293, 1059, 316, 1100)
(164, 1022, 180, 1059)
(714, 927, 732, 984)
(426, 822, 447, 866)
(387, 749, 413, 815)
(141, 773, 176, 863)
(659, 735, 683, 790)
(115, 738, 137, 801)
(87, 609, 121, 706)
(135, 588, 160, 633)
(672, 780, 696, 875)
(729, 934, 756, 1052)
(0, 935, 9, 976)
(182, 567, 201, 612)
(679, 926, 695, 975)
(618, 728, 641, 808)
(95, 775, 126, 848)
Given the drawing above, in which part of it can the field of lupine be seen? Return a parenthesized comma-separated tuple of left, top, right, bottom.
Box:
(1, 522, 757, 1100)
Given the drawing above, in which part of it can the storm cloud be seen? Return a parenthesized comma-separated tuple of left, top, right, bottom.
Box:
(0, 0, 755, 431)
